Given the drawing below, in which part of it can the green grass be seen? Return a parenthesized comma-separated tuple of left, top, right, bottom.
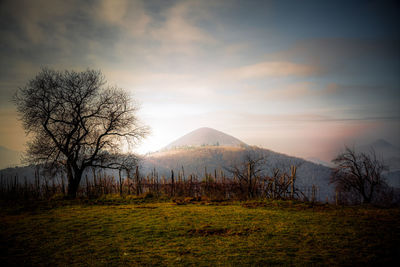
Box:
(1, 198, 399, 266)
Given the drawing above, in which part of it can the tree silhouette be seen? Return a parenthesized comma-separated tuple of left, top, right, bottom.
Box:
(225, 151, 267, 198)
(14, 69, 149, 198)
(331, 147, 387, 204)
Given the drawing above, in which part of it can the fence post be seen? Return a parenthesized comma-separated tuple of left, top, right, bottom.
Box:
(290, 166, 296, 199)
(135, 166, 140, 195)
(171, 169, 175, 197)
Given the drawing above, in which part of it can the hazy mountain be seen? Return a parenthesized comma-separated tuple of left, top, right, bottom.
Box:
(163, 127, 247, 150)
(361, 139, 400, 156)
(142, 128, 335, 201)
(0, 146, 22, 169)
(305, 157, 333, 167)
(359, 139, 400, 171)
(143, 146, 333, 201)
(0, 165, 36, 181)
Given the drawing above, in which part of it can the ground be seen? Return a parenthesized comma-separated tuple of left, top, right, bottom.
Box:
(1, 197, 399, 266)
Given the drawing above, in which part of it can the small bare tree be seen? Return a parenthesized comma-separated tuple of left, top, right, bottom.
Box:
(265, 165, 298, 199)
(225, 151, 266, 198)
(14, 68, 149, 198)
(330, 147, 387, 204)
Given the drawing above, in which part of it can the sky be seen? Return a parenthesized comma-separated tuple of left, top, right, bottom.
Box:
(0, 0, 399, 162)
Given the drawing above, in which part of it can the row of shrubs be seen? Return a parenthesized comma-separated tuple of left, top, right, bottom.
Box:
(0, 169, 320, 202)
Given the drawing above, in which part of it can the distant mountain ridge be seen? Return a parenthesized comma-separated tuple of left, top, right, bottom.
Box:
(359, 139, 400, 171)
(163, 127, 247, 151)
(306, 157, 333, 167)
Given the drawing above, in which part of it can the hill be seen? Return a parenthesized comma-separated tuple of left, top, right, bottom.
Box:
(140, 127, 333, 200)
(143, 145, 333, 201)
(162, 127, 247, 150)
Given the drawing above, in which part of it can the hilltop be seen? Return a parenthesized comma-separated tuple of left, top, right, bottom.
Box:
(162, 127, 247, 150)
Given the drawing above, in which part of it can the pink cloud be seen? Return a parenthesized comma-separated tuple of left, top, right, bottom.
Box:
(223, 61, 318, 80)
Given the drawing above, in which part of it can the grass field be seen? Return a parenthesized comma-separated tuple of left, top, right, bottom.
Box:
(1, 197, 399, 266)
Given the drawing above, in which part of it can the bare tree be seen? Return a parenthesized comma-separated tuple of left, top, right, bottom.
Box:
(225, 151, 266, 198)
(13, 68, 149, 198)
(265, 165, 298, 200)
(330, 147, 387, 204)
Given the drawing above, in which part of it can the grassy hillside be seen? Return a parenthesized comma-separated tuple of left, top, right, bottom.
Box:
(1, 198, 398, 266)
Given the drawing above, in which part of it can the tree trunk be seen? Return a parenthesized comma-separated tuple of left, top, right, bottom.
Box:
(363, 194, 371, 204)
(66, 167, 82, 199)
(360, 185, 371, 204)
(67, 178, 79, 198)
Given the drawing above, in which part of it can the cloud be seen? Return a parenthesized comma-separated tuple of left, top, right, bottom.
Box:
(104, 69, 195, 92)
(229, 112, 400, 123)
(222, 61, 318, 80)
(152, 4, 214, 44)
(268, 82, 340, 99)
(265, 82, 315, 100)
(266, 38, 400, 75)
(0, 0, 111, 67)
(224, 43, 250, 55)
(95, 0, 151, 37)
(228, 82, 338, 103)
(1, 0, 74, 44)
(147, 0, 219, 56)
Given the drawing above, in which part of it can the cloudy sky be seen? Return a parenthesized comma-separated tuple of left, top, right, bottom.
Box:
(0, 0, 399, 161)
